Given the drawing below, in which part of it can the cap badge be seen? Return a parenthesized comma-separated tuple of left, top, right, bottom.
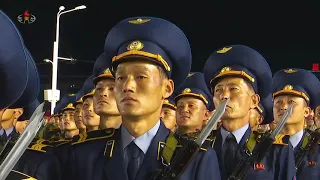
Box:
(127, 40, 144, 51)
(128, 18, 151, 24)
(103, 68, 111, 74)
(220, 67, 232, 73)
(217, 47, 232, 54)
(283, 85, 293, 90)
(66, 103, 74, 108)
(284, 69, 297, 73)
(182, 88, 191, 94)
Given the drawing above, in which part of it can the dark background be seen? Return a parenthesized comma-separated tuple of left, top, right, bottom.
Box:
(1, 1, 320, 102)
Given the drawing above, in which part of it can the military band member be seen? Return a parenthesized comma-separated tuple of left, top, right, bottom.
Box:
(74, 89, 86, 133)
(249, 94, 273, 132)
(174, 72, 212, 136)
(67, 54, 121, 180)
(1, 48, 39, 143)
(272, 68, 320, 179)
(160, 96, 177, 132)
(90, 16, 221, 180)
(314, 106, 320, 129)
(305, 110, 317, 131)
(0, 108, 22, 142)
(13, 100, 61, 180)
(53, 110, 61, 128)
(203, 45, 296, 180)
(60, 95, 79, 139)
(93, 52, 122, 129)
(15, 100, 39, 134)
(43, 105, 63, 140)
(0, 9, 44, 179)
(52, 94, 77, 179)
(81, 76, 100, 132)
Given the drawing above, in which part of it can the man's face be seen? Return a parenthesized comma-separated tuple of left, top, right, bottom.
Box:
(248, 108, 263, 130)
(74, 104, 85, 129)
(82, 97, 100, 127)
(213, 77, 258, 121)
(176, 97, 208, 130)
(114, 61, 173, 118)
(59, 116, 64, 130)
(93, 79, 119, 116)
(62, 110, 77, 130)
(306, 110, 315, 126)
(314, 106, 320, 128)
(1, 109, 15, 121)
(273, 95, 310, 125)
(54, 116, 60, 128)
(15, 120, 28, 134)
(160, 107, 176, 130)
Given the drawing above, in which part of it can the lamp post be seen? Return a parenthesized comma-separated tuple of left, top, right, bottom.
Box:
(50, 5, 86, 115)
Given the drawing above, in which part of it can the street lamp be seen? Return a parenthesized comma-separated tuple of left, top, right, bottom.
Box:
(44, 57, 75, 64)
(43, 59, 53, 65)
(49, 5, 86, 115)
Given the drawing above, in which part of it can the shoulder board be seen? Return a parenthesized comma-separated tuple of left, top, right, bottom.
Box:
(9, 170, 37, 180)
(48, 128, 60, 133)
(273, 134, 289, 145)
(31, 138, 52, 146)
(48, 135, 61, 142)
(50, 138, 71, 147)
(208, 130, 218, 148)
(252, 131, 289, 145)
(72, 128, 115, 145)
(27, 139, 53, 153)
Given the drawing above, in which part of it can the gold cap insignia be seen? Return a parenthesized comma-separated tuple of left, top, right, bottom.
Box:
(284, 69, 297, 73)
(128, 18, 151, 24)
(283, 85, 293, 90)
(66, 103, 74, 108)
(68, 93, 76, 96)
(127, 41, 144, 51)
(188, 73, 195, 77)
(182, 88, 191, 94)
(103, 68, 111, 74)
(220, 66, 232, 73)
(217, 47, 232, 54)
(164, 99, 169, 103)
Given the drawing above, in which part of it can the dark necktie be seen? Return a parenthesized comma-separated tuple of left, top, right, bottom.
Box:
(223, 133, 238, 176)
(127, 142, 141, 180)
(1, 132, 8, 143)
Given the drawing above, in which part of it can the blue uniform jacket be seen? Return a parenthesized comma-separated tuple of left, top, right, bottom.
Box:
(69, 122, 221, 180)
(295, 130, 320, 179)
(212, 127, 296, 180)
(13, 148, 61, 180)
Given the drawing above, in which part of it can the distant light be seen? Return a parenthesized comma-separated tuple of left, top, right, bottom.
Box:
(75, 5, 86, 10)
(59, 6, 65, 11)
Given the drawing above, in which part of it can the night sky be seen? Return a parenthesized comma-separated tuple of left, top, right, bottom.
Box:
(1, 1, 320, 101)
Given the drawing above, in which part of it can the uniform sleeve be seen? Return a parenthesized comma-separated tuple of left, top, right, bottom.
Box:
(179, 148, 221, 180)
(35, 153, 61, 180)
(195, 148, 221, 180)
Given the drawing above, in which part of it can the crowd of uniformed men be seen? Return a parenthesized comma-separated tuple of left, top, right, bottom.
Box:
(0, 9, 319, 180)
